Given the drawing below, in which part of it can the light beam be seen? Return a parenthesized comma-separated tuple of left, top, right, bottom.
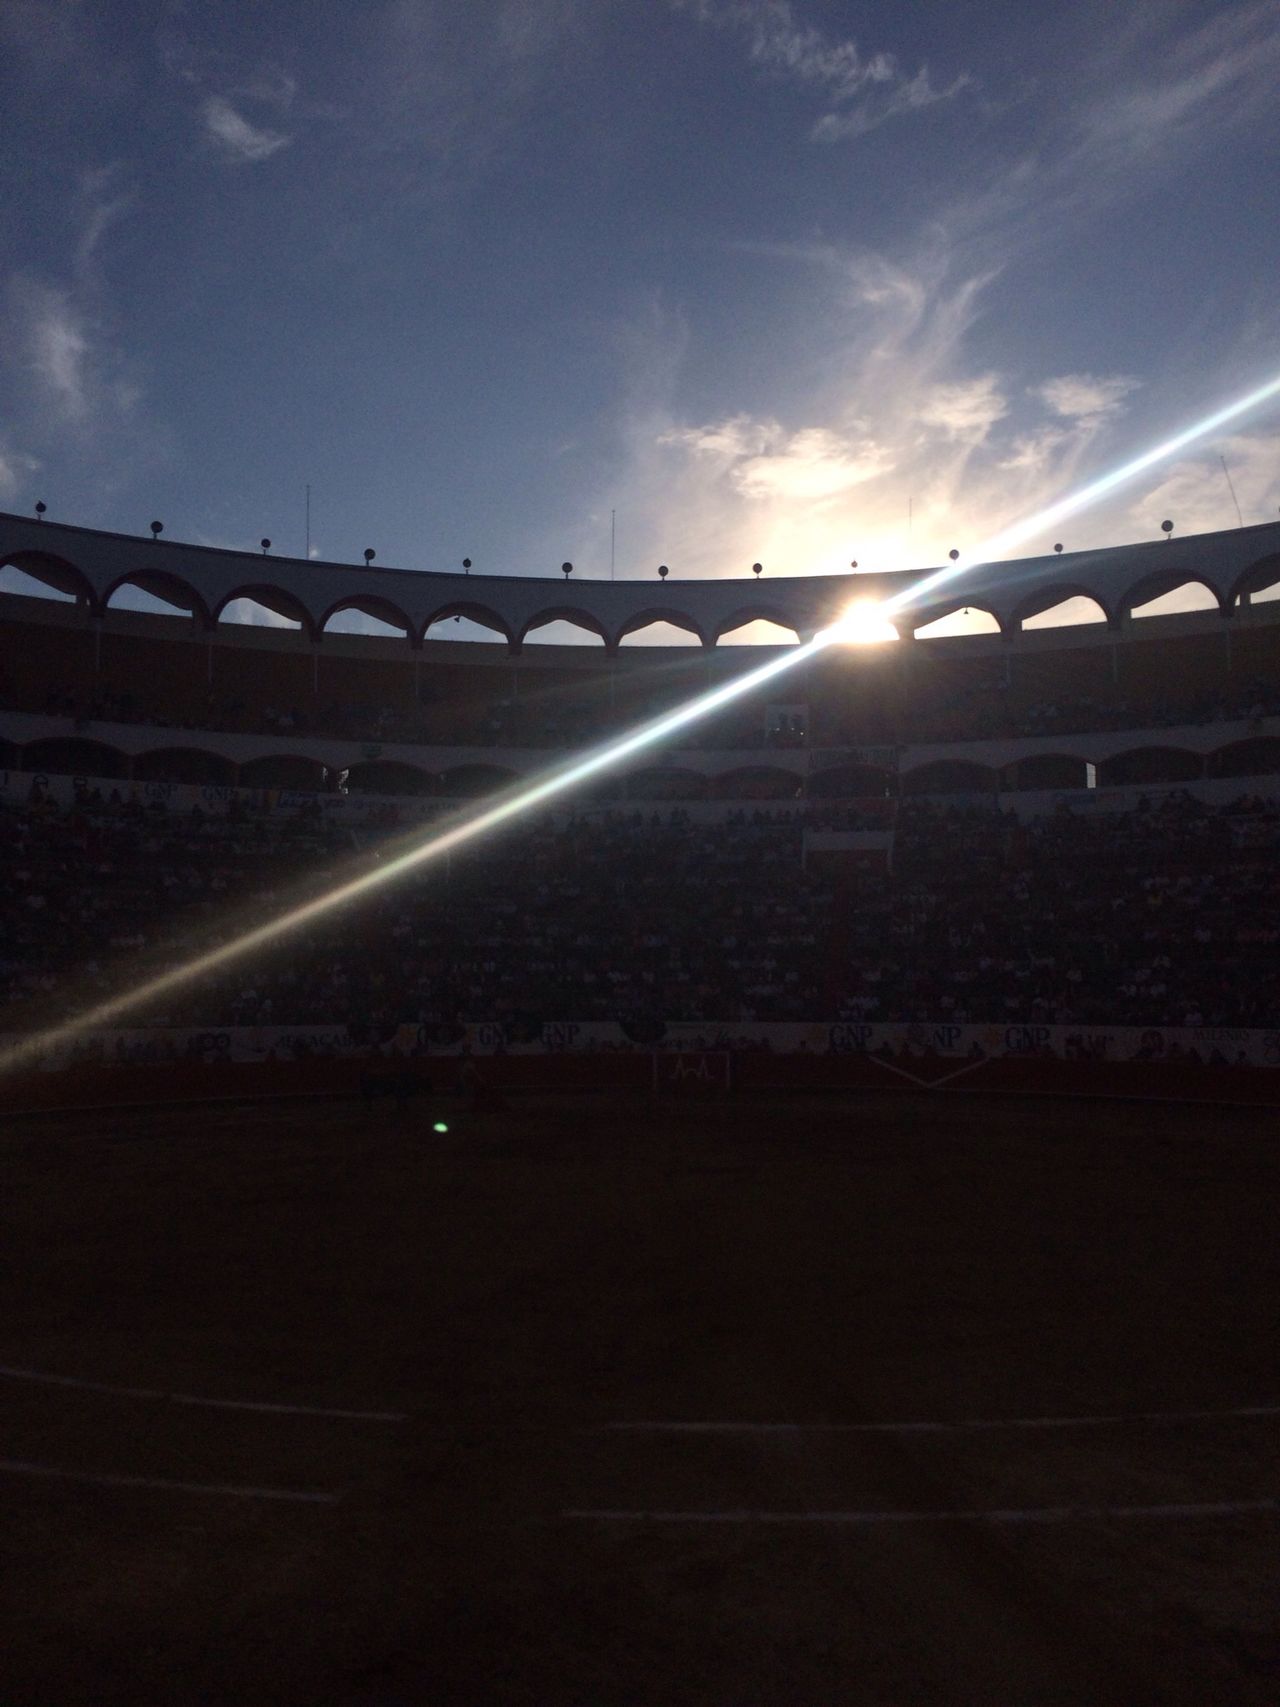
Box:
(0, 638, 824, 1074)
(6, 367, 1280, 1075)
(883, 369, 1280, 614)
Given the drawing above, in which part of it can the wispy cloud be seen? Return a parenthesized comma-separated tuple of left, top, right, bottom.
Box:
(203, 95, 291, 164)
(1075, 2, 1280, 171)
(670, 0, 970, 140)
(0, 169, 161, 493)
(1036, 374, 1141, 421)
(0, 438, 40, 501)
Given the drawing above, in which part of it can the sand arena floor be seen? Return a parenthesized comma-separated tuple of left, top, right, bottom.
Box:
(1, 1089, 1276, 1705)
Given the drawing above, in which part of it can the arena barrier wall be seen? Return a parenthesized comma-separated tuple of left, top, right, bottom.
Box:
(3, 1048, 1279, 1115)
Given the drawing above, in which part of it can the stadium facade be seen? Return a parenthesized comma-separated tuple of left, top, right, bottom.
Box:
(1, 510, 1278, 807)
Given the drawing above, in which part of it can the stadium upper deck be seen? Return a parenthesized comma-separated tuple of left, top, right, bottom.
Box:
(2, 511, 1279, 800)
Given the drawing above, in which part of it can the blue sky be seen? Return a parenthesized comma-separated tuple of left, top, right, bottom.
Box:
(3, 0, 1280, 638)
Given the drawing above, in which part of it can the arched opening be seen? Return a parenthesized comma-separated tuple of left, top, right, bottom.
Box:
(1208, 737, 1280, 779)
(320, 598, 413, 641)
(345, 760, 439, 796)
(0, 553, 86, 603)
(422, 604, 514, 646)
(216, 585, 309, 632)
(133, 748, 238, 786)
(239, 754, 329, 790)
(709, 766, 802, 800)
(440, 763, 519, 798)
(807, 763, 895, 798)
(1100, 747, 1202, 786)
(519, 609, 609, 648)
(911, 606, 1003, 640)
(901, 759, 997, 795)
(103, 572, 210, 622)
(625, 768, 709, 801)
(1006, 753, 1088, 791)
(616, 614, 705, 647)
(22, 737, 128, 778)
(716, 613, 800, 647)
(1232, 553, 1280, 608)
(1127, 580, 1220, 620)
(1019, 594, 1108, 631)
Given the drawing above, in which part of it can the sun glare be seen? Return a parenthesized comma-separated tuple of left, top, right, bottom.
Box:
(819, 601, 900, 645)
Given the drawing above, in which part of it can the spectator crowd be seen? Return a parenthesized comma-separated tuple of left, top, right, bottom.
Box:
(2, 787, 1276, 1039)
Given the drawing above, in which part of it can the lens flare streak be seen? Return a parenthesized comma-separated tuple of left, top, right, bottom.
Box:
(883, 370, 1280, 614)
(6, 368, 1280, 1074)
(0, 638, 825, 1072)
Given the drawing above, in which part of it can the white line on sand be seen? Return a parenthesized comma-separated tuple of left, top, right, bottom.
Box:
(0, 1458, 341, 1503)
(564, 1498, 1279, 1526)
(0, 1364, 405, 1422)
(604, 1404, 1280, 1435)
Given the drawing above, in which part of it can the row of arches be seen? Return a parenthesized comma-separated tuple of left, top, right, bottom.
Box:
(6, 735, 1278, 800)
(4, 549, 1280, 650)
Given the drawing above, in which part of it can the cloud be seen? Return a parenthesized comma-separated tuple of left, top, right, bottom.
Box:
(1037, 374, 1141, 421)
(203, 96, 291, 164)
(918, 375, 1008, 441)
(1077, 2, 1280, 170)
(662, 418, 890, 504)
(10, 280, 93, 424)
(670, 0, 969, 140)
(0, 439, 40, 500)
(1129, 431, 1280, 537)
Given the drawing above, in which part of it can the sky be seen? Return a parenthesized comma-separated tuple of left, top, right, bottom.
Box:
(3, 0, 1280, 642)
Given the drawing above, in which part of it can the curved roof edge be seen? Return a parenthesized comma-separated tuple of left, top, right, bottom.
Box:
(3, 511, 1280, 647)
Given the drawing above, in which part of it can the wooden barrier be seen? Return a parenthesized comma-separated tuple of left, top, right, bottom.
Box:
(2, 1048, 1278, 1115)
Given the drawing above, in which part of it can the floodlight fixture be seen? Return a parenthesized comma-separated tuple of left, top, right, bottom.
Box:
(364, 548, 376, 565)
(462, 558, 471, 573)
(752, 561, 763, 577)
(261, 538, 271, 554)
(658, 563, 669, 580)
(1054, 543, 1063, 553)
(561, 561, 573, 579)
(34, 501, 46, 520)
(150, 520, 163, 539)
(1161, 519, 1174, 539)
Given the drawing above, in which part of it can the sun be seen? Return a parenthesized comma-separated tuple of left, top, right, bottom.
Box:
(818, 601, 900, 645)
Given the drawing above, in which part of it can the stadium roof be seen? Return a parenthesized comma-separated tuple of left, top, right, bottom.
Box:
(3, 510, 1279, 648)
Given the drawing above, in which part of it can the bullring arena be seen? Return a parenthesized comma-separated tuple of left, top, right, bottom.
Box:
(1, 511, 1279, 1703)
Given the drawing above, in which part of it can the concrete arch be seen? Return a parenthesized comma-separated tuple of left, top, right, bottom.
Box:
(21, 736, 129, 778)
(318, 594, 415, 640)
(1005, 752, 1089, 791)
(103, 569, 212, 625)
(1119, 569, 1224, 621)
(1099, 746, 1202, 786)
(440, 763, 520, 797)
(616, 608, 709, 647)
(1230, 552, 1280, 606)
(625, 767, 709, 801)
(1010, 584, 1112, 630)
(808, 762, 895, 798)
(1, 549, 94, 605)
(709, 765, 803, 800)
(214, 584, 315, 636)
(238, 753, 329, 789)
(132, 747, 238, 786)
(910, 602, 1006, 640)
(345, 759, 440, 796)
(713, 607, 801, 645)
(901, 758, 998, 794)
(517, 606, 610, 648)
(1207, 736, 1280, 779)
(421, 603, 515, 646)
